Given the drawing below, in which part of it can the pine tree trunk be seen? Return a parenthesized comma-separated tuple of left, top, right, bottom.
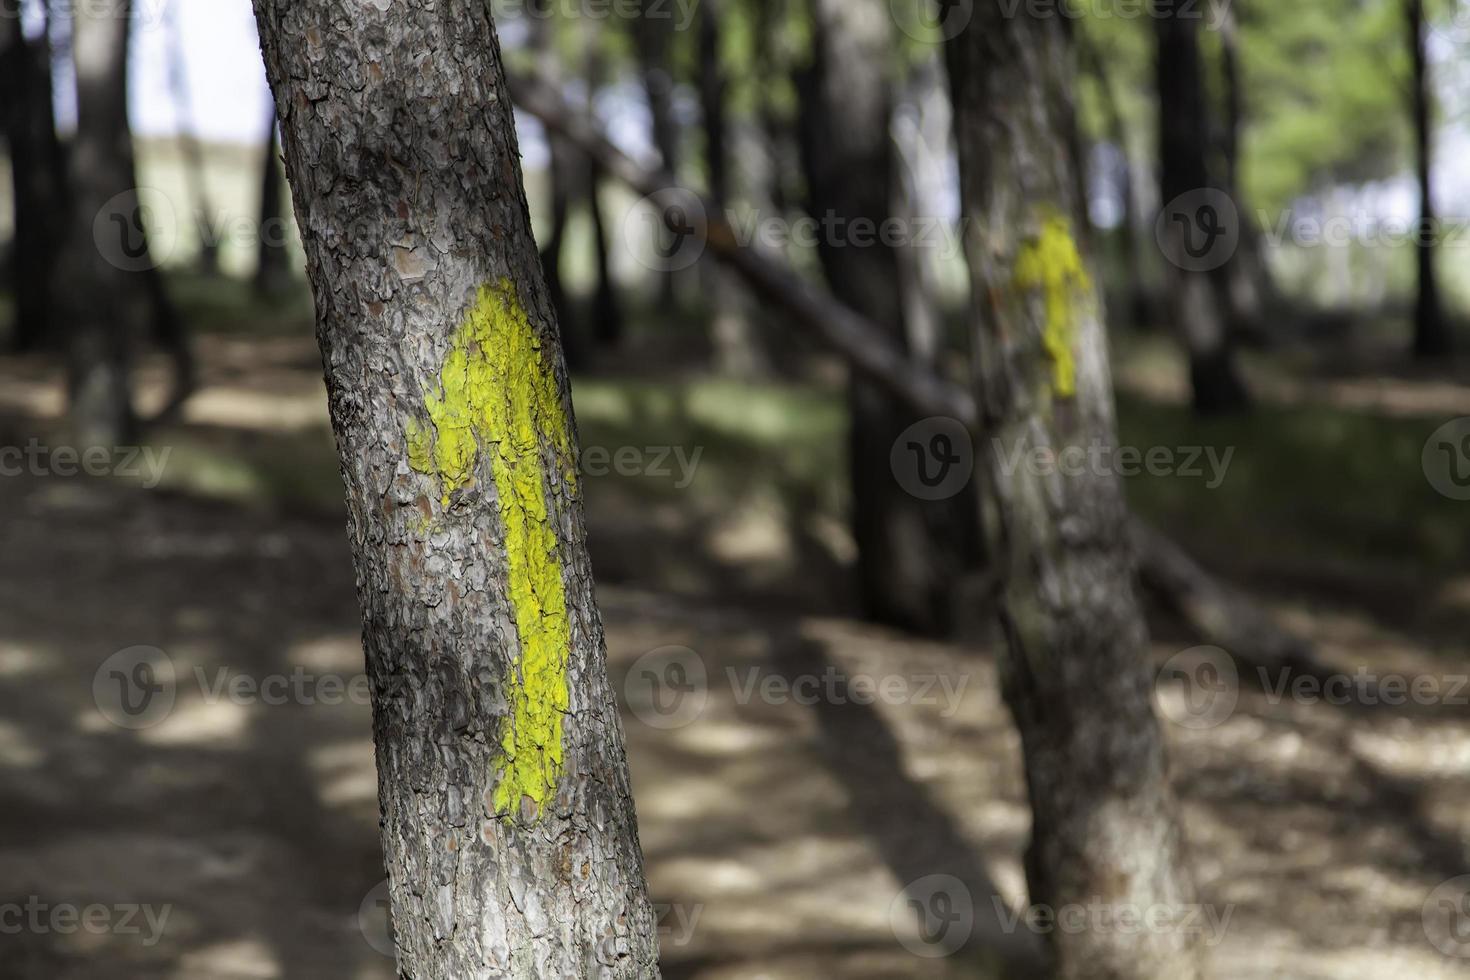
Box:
(947, 7, 1204, 979)
(1407, 0, 1449, 357)
(251, 2, 661, 976)
(1154, 3, 1249, 414)
(798, 0, 968, 635)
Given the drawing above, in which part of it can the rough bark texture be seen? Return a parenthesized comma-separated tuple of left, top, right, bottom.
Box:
(251, 3, 660, 976)
(948, 7, 1203, 979)
(1154, 3, 1249, 414)
(1407, 0, 1449, 357)
(2, 10, 63, 352)
(797, 0, 970, 635)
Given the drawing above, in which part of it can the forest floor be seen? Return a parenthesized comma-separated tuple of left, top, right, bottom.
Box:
(1, 298, 1469, 979)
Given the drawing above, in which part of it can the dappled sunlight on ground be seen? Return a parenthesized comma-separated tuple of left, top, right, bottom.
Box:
(1, 333, 1470, 978)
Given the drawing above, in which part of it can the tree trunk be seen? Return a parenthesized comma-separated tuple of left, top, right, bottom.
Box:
(582, 26, 624, 348)
(633, 0, 681, 306)
(1407, 0, 1449, 357)
(251, 2, 660, 976)
(947, 7, 1203, 979)
(3, 9, 63, 352)
(699, 0, 767, 376)
(1154, 3, 1250, 414)
(529, 0, 581, 366)
(254, 110, 292, 297)
(61, 0, 142, 446)
(165, 0, 220, 275)
(797, 0, 968, 635)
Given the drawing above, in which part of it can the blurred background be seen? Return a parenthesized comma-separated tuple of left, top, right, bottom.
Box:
(3, 0, 1470, 976)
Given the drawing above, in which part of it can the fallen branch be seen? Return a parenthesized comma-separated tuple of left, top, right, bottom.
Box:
(509, 70, 1317, 668)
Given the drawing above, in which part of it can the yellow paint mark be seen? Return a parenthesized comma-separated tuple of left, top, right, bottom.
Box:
(406, 278, 577, 820)
(1013, 212, 1092, 398)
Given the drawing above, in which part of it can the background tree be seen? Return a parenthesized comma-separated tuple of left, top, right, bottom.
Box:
(948, 3, 1203, 976)
(251, 0, 661, 974)
(1406, 0, 1449, 357)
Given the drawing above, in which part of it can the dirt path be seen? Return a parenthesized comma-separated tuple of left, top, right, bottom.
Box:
(1, 342, 1468, 978)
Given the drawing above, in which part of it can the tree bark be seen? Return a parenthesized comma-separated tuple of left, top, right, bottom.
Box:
(251, 2, 660, 976)
(2, 9, 64, 352)
(797, 0, 971, 635)
(1407, 0, 1449, 357)
(947, 6, 1203, 978)
(1154, 2, 1250, 414)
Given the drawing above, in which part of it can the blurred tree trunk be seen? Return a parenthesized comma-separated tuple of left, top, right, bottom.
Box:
(947, 6, 1203, 979)
(583, 24, 624, 348)
(253, 110, 292, 297)
(1154, 3, 1250, 414)
(252, 1, 660, 975)
(2, 9, 64, 352)
(798, 0, 970, 635)
(165, 0, 219, 275)
(1407, 0, 1449, 357)
(633, 0, 681, 306)
(61, 0, 140, 445)
(699, 0, 767, 376)
(529, 0, 581, 366)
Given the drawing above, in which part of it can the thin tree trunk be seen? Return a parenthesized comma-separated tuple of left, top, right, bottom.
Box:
(633, 0, 681, 306)
(700, 0, 767, 376)
(165, 0, 219, 275)
(62, 0, 142, 446)
(797, 0, 969, 635)
(1408, 0, 1449, 357)
(529, 0, 580, 366)
(582, 25, 624, 348)
(947, 6, 1203, 978)
(1154, 2, 1250, 413)
(251, 2, 660, 975)
(3, 9, 63, 352)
